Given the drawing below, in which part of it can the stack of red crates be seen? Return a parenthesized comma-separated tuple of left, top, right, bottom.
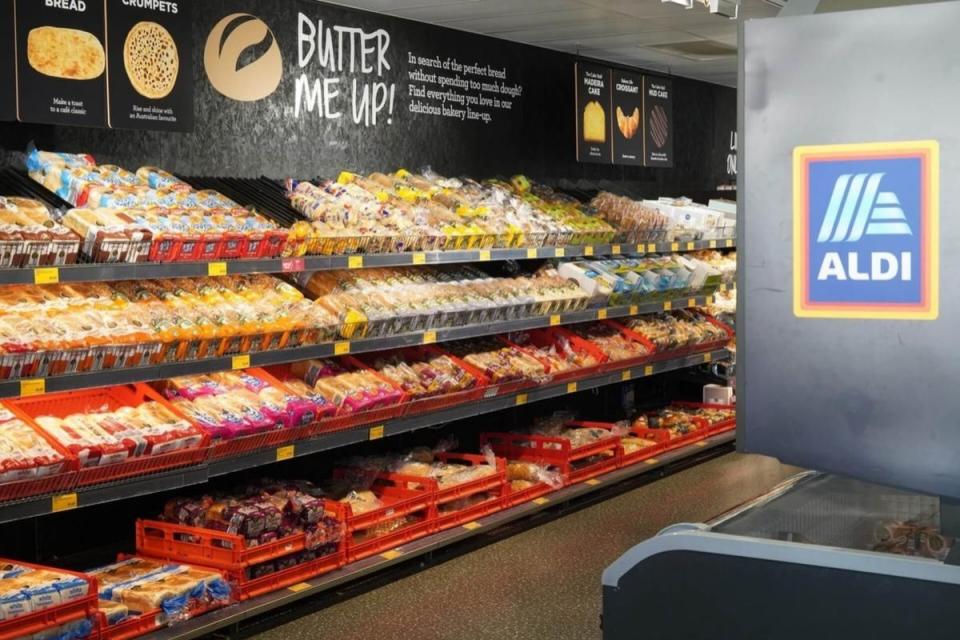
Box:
(0, 560, 98, 640)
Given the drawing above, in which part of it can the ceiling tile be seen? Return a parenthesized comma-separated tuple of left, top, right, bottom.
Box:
(392, 0, 585, 22)
(439, 7, 616, 32)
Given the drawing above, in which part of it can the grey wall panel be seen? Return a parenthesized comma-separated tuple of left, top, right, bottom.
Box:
(740, 2, 960, 498)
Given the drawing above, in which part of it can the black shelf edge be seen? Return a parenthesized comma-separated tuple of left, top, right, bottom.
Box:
(0, 348, 730, 524)
(0, 240, 735, 285)
(145, 430, 736, 640)
(0, 296, 718, 399)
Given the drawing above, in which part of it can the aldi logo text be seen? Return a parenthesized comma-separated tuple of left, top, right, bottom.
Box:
(793, 141, 939, 319)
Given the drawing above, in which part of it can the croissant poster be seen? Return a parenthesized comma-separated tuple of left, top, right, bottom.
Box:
(0, 0, 14, 121)
(643, 76, 673, 167)
(610, 69, 642, 166)
(575, 61, 611, 164)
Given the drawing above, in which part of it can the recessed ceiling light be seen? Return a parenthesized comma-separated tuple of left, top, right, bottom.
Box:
(662, 0, 695, 8)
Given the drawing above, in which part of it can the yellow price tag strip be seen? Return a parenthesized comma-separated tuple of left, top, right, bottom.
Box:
(688, 298, 697, 308)
(348, 255, 364, 269)
(695, 440, 708, 447)
(334, 341, 350, 356)
(644, 458, 659, 465)
(532, 497, 550, 505)
(720, 283, 728, 292)
(276, 445, 295, 461)
(725, 239, 734, 248)
(369, 425, 385, 440)
(584, 478, 601, 486)
(462, 521, 482, 531)
(380, 550, 403, 560)
(20, 378, 45, 397)
(686, 241, 695, 251)
(478, 250, 491, 261)
(597, 309, 607, 320)
(288, 583, 312, 593)
(34, 267, 59, 284)
(647, 243, 657, 253)
(629, 305, 638, 316)
(554, 247, 565, 258)
(670, 242, 679, 252)
(231, 354, 250, 370)
(703, 352, 712, 363)
(412, 252, 426, 265)
(611, 244, 621, 255)
(644, 365, 654, 376)
(527, 248, 538, 259)
(422, 330, 437, 345)
(583, 246, 594, 257)
(549, 315, 561, 326)
(51, 493, 78, 513)
(663, 301, 672, 311)
(709, 240, 717, 249)
(621, 370, 632, 382)
(515, 393, 528, 406)
(207, 262, 227, 277)
(566, 382, 578, 394)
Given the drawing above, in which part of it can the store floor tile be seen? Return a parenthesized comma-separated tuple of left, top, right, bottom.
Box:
(250, 453, 798, 640)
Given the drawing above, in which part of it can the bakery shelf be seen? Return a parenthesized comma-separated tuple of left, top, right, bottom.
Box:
(0, 295, 717, 399)
(136, 430, 735, 640)
(0, 348, 730, 524)
(0, 241, 734, 285)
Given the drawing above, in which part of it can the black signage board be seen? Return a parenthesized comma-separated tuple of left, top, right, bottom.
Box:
(15, 0, 107, 127)
(575, 61, 611, 164)
(610, 68, 642, 166)
(1, 0, 15, 121)
(106, 0, 193, 131)
(643, 76, 673, 167)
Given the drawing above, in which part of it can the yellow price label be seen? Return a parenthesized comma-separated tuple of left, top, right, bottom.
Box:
(381, 550, 403, 560)
(688, 298, 697, 308)
(288, 583, 312, 593)
(703, 352, 712, 363)
(720, 283, 728, 292)
(584, 246, 594, 257)
(695, 440, 708, 447)
(726, 239, 734, 248)
(584, 478, 601, 486)
(636, 244, 645, 254)
(670, 242, 679, 252)
(369, 425, 385, 440)
(611, 244, 621, 255)
(621, 370, 632, 382)
(663, 301, 672, 311)
(276, 445, 295, 461)
(422, 330, 437, 345)
(231, 354, 250, 370)
(644, 365, 654, 376)
(707, 296, 714, 305)
(549, 315, 561, 326)
(647, 243, 657, 253)
(348, 255, 364, 269)
(334, 341, 351, 356)
(597, 309, 607, 320)
(644, 458, 659, 465)
(629, 305, 638, 316)
(532, 497, 550, 506)
(515, 393, 528, 406)
(19, 378, 45, 397)
(554, 247, 565, 258)
(478, 250, 491, 261)
(527, 248, 538, 259)
(686, 241, 695, 251)
(709, 240, 717, 249)
(566, 382, 578, 394)
(207, 262, 227, 277)
(412, 252, 426, 265)
(51, 493, 78, 513)
(33, 267, 59, 284)
(462, 521, 482, 531)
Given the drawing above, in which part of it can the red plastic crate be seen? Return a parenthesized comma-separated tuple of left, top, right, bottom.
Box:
(5, 384, 209, 489)
(96, 597, 222, 640)
(503, 479, 556, 508)
(637, 310, 735, 361)
(503, 328, 608, 384)
(0, 469, 78, 504)
(0, 559, 99, 640)
(427, 453, 507, 531)
(333, 470, 437, 562)
(590, 321, 658, 373)
(670, 401, 736, 436)
(480, 424, 621, 486)
(226, 544, 345, 600)
(630, 425, 709, 453)
(358, 346, 492, 418)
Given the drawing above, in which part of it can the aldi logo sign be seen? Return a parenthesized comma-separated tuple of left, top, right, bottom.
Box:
(794, 140, 939, 319)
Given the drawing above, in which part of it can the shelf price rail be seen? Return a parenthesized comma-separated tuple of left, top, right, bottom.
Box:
(0, 347, 730, 524)
(0, 294, 716, 399)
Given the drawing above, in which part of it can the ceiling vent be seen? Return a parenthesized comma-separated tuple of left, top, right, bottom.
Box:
(645, 40, 737, 61)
